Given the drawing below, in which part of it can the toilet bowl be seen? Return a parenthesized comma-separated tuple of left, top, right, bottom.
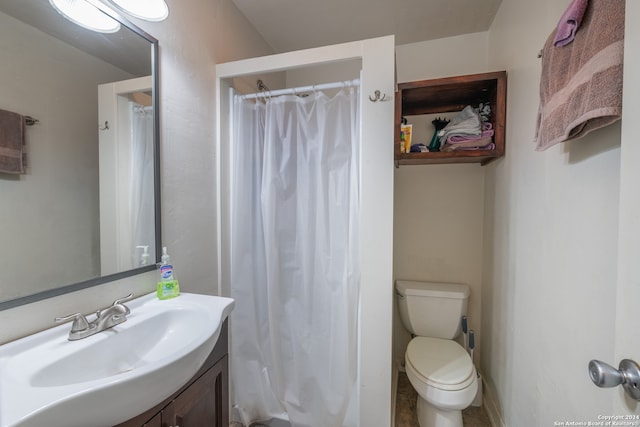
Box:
(405, 337, 477, 427)
(396, 280, 478, 427)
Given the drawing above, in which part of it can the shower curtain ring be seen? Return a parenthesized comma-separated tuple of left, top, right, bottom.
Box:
(368, 90, 387, 102)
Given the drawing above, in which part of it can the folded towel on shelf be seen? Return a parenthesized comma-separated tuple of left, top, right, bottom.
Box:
(535, 0, 624, 151)
(0, 109, 26, 174)
(554, 0, 589, 47)
(448, 124, 494, 142)
(442, 142, 495, 152)
(441, 135, 495, 152)
(438, 105, 482, 143)
(441, 122, 494, 151)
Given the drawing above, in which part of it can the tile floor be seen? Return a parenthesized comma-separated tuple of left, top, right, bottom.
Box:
(395, 372, 491, 427)
(230, 373, 491, 427)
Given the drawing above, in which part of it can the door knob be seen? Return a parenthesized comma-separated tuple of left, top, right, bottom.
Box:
(589, 359, 640, 401)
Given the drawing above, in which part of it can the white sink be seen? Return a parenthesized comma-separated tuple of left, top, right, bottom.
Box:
(0, 292, 234, 427)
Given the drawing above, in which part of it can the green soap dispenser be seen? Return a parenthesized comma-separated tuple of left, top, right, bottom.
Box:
(157, 246, 180, 299)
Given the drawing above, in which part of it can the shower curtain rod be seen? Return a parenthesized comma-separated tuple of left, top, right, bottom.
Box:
(133, 105, 153, 112)
(239, 79, 360, 100)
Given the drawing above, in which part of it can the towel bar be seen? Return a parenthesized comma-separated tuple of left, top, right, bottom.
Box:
(24, 116, 39, 126)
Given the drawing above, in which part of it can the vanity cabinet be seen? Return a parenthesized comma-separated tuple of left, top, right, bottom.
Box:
(161, 357, 227, 426)
(115, 321, 229, 427)
(395, 71, 507, 166)
(141, 413, 161, 427)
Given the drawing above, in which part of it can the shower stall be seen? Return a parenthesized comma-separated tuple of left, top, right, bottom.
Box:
(216, 36, 395, 427)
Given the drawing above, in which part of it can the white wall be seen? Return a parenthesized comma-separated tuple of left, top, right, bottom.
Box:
(395, 33, 489, 82)
(0, 11, 133, 303)
(483, 0, 621, 424)
(285, 60, 362, 92)
(0, 0, 274, 345)
(393, 33, 490, 369)
(138, 0, 275, 296)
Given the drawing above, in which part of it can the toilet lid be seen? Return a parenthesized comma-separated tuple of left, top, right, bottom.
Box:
(406, 337, 475, 390)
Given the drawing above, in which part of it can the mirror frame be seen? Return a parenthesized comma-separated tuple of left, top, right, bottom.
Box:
(0, 3, 161, 311)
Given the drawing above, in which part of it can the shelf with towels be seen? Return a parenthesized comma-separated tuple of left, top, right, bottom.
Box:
(394, 71, 507, 166)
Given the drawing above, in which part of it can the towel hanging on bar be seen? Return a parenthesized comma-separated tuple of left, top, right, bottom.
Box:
(554, 0, 589, 47)
(535, 0, 624, 151)
(24, 116, 39, 126)
(0, 108, 27, 174)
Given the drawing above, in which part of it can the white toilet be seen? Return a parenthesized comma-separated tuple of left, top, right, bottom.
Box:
(396, 280, 478, 427)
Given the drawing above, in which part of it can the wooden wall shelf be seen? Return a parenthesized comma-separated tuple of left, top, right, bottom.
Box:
(395, 71, 507, 166)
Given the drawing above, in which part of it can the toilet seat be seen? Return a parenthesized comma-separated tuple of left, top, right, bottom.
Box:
(406, 337, 475, 391)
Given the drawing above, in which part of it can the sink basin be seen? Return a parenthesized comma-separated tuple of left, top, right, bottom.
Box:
(0, 292, 234, 427)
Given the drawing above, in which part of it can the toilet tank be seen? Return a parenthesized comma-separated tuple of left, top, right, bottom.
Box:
(396, 280, 470, 339)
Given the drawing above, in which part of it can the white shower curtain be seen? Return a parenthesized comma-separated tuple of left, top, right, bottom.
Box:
(129, 103, 155, 266)
(231, 87, 360, 427)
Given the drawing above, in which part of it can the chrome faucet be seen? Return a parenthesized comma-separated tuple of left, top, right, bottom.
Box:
(55, 293, 135, 341)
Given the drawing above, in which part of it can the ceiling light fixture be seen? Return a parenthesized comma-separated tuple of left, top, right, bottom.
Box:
(49, 0, 121, 33)
(108, 0, 169, 22)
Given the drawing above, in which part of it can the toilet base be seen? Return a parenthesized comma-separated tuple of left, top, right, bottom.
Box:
(416, 396, 463, 427)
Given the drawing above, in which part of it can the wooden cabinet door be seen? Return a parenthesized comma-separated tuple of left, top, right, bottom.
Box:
(162, 355, 228, 427)
(115, 406, 162, 427)
(143, 413, 161, 427)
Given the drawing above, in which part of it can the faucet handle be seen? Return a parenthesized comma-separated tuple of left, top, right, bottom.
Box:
(113, 293, 134, 306)
(55, 313, 90, 332)
(112, 293, 134, 314)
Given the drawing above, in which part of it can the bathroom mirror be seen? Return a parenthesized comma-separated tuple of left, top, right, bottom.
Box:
(0, 0, 160, 310)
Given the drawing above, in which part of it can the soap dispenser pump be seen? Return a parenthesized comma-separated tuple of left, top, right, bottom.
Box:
(136, 245, 150, 266)
(157, 246, 180, 299)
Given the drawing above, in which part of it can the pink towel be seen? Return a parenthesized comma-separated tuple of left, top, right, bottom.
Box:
(535, 0, 624, 151)
(441, 122, 494, 151)
(554, 0, 589, 47)
(0, 109, 26, 174)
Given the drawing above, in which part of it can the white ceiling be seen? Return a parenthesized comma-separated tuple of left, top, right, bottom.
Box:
(231, 0, 503, 53)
